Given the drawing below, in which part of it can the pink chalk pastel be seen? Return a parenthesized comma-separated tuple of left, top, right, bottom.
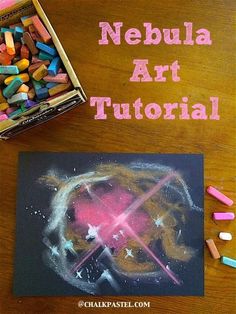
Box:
(0, 114, 8, 121)
(43, 73, 69, 84)
(213, 212, 235, 220)
(207, 186, 233, 206)
(0, 43, 6, 53)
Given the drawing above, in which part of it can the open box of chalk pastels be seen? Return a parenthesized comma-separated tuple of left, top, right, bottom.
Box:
(0, 0, 86, 139)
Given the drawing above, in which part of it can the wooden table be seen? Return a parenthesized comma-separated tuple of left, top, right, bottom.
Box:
(0, 0, 235, 313)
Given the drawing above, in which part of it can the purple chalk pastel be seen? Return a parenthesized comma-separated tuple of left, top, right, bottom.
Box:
(25, 100, 37, 108)
(207, 186, 233, 206)
(213, 212, 235, 220)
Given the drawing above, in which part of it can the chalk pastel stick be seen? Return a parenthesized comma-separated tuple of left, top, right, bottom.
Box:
(6, 107, 17, 115)
(31, 56, 43, 64)
(25, 100, 37, 108)
(5, 31, 15, 55)
(0, 43, 6, 53)
(14, 26, 24, 42)
(17, 84, 29, 93)
(0, 103, 9, 111)
(205, 239, 220, 259)
(0, 114, 8, 121)
(28, 25, 42, 42)
(21, 15, 33, 27)
(31, 15, 51, 43)
(32, 64, 48, 81)
(46, 82, 58, 89)
(20, 44, 30, 59)
(221, 256, 236, 268)
(14, 42, 21, 55)
(43, 73, 69, 83)
(8, 92, 28, 105)
(28, 88, 36, 100)
(23, 32, 39, 55)
(48, 82, 71, 97)
(5, 73, 30, 85)
(219, 232, 232, 241)
(36, 87, 49, 100)
(3, 77, 23, 98)
(36, 41, 57, 57)
(28, 60, 50, 74)
(207, 186, 233, 206)
(48, 57, 61, 76)
(0, 52, 12, 65)
(1, 28, 14, 33)
(38, 51, 54, 61)
(0, 90, 6, 103)
(8, 108, 22, 118)
(213, 212, 235, 220)
(14, 58, 30, 72)
(32, 79, 43, 90)
(0, 66, 19, 75)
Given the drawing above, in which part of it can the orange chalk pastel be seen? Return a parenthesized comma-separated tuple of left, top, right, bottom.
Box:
(205, 239, 220, 259)
(5, 31, 15, 55)
(17, 84, 30, 93)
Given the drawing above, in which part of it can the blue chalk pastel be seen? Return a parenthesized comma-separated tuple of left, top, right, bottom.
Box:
(8, 92, 28, 105)
(14, 26, 24, 42)
(36, 87, 49, 100)
(48, 57, 61, 76)
(38, 51, 54, 61)
(221, 256, 236, 268)
(1, 28, 14, 33)
(46, 82, 58, 89)
(32, 79, 44, 91)
(36, 42, 58, 57)
(25, 100, 37, 108)
(3, 77, 23, 98)
(20, 103, 27, 112)
(0, 66, 19, 75)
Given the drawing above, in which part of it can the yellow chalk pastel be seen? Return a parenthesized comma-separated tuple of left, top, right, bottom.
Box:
(4, 73, 30, 85)
(32, 64, 48, 81)
(48, 82, 72, 97)
(0, 103, 9, 111)
(0, 90, 6, 103)
(14, 58, 30, 72)
(0, 118, 16, 131)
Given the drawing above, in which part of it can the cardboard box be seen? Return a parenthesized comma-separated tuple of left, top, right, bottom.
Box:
(0, 0, 86, 139)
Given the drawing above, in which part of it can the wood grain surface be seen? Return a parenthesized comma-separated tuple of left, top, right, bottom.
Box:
(0, 0, 236, 313)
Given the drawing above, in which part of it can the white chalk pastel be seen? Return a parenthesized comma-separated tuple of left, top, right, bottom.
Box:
(219, 232, 232, 241)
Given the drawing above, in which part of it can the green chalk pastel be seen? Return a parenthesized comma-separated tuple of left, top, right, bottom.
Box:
(1, 28, 14, 33)
(3, 77, 23, 98)
(0, 66, 19, 75)
(32, 79, 44, 91)
(8, 108, 22, 119)
(221, 256, 236, 268)
(38, 51, 54, 61)
(8, 92, 28, 105)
